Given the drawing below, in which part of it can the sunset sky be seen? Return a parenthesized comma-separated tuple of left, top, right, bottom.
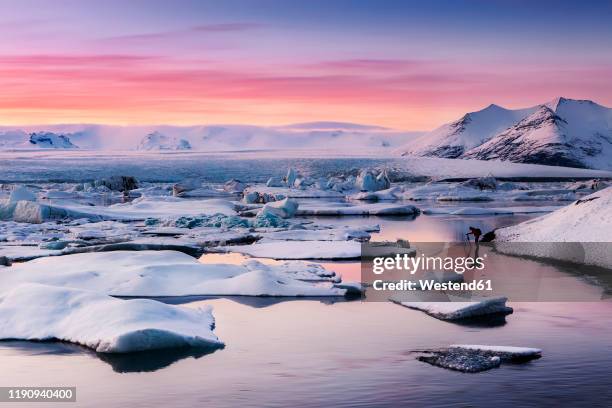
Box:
(0, 0, 611, 130)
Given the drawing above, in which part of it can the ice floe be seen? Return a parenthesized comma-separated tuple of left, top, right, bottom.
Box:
(0, 251, 347, 297)
(0, 283, 223, 353)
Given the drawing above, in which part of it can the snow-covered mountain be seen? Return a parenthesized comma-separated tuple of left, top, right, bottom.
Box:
(400, 98, 612, 170)
(28, 132, 78, 149)
(0, 122, 421, 152)
(400, 104, 536, 158)
(0, 131, 79, 149)
(136, 131, 191, 151)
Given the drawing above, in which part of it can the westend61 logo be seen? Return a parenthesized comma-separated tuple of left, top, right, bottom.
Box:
(372, 253, 485, 275)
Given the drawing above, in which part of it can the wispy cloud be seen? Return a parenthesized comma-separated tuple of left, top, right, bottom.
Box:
(99, 23, 264, 43)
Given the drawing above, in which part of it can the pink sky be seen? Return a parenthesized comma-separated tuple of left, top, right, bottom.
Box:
(0, 1, 610, 130)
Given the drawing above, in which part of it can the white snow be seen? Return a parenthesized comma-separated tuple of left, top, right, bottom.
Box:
(399, 103, 537, 158)
(0, 122, 417, 152)
(396, 157, 612, 180)
(0, 251, 346, 297)
(137, 131, 191, 151)
(27, 132, 79, 149)
(400, 98, 612, 170)
(495, 187, 612, 269)
(392, 297, 512, 320)
(0, 283, 222, 353)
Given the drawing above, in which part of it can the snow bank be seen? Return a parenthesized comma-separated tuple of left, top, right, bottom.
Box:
(0, 284, 222, 353)
(0, 251, 346, 297)
(392, 297, 513, 320)
(495, 187, 612, 269)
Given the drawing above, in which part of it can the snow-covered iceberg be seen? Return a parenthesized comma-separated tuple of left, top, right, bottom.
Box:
(0, 283, 223, 353)
(0, 251, 346, 297)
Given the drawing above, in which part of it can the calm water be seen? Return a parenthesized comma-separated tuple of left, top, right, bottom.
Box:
(1, 210, 611, 407)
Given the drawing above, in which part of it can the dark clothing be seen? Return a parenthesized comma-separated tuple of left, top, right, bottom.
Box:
(467, 227, 482, 243)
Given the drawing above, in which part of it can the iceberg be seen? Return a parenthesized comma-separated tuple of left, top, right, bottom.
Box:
(259, 198, 299, 219)
(0, 251, 346, 297)
(0, 283, 223, 353)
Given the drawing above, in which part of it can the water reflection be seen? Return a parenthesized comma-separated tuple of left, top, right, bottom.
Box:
(0, 340, 223, 373)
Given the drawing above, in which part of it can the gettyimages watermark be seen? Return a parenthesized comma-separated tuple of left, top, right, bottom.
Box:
(360, 241, 612, 302)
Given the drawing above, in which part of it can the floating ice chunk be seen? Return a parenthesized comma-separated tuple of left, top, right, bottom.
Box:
(95, 176, 138, 192)
(251, 211, 289, 228)
(350, 187, 401, 201)
(356, 169, 390, 192)
(0, 200, 102, 224)
(0, 283, 223, 353)
(172, 178, 201, 196)
(220, 240, 361, 260)
(392, 297, 513, 320)
(9, 186, 37, 203)
(286, 168, 298, 187)
(260, 198, 299, 219)
(244, 186, 342, 200)
(416, 344, 542, 373)
(266, 177, 285, 187)
(0, 251, 346, 297)
(223, 179, 247, 193)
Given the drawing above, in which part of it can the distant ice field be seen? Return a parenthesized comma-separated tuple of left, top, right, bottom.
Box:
(1, 150, 610, 183)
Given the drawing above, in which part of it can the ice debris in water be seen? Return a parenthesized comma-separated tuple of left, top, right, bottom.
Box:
(416, 345, 542, 373)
